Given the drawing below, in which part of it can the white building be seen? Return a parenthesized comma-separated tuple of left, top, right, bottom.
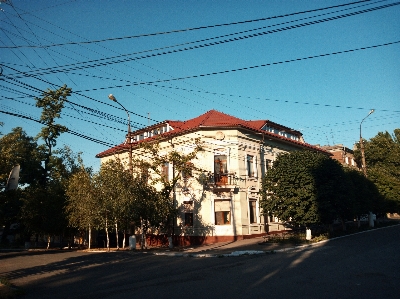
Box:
(96, 110, 328, 245)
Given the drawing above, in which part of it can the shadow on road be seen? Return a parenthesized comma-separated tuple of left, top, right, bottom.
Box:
(0, 225, 399, 299)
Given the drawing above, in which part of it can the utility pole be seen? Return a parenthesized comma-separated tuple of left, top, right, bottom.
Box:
(108, 94, 133, 174)
(359, 109, 375, 227)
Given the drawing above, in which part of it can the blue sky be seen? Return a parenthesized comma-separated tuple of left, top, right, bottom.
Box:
(1, 0, 399, 171)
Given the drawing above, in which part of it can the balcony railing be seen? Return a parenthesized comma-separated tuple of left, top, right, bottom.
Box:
(207, 173, 237, 186)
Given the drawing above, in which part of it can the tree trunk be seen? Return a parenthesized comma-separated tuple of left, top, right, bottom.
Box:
(105, 218, 110, 251)
(122, 230, 126, 249)
(88, 225, 91, 250)
(47, 235, 51, 250)
(115, 221, 119, 250)
(140, 217, 144, 250)
(140, 218, 147, 250)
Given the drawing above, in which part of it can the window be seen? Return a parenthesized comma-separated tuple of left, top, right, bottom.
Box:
(161, 162, 169, 180)
(249, 200, 257, 224)
(247, 155, 254, 177)
(214, 155, 227, 174)
(214, 155, 228, 185)
(185, 213, 193, 226)
(215, 211, 230, 225)
(215, 200, 231, 225)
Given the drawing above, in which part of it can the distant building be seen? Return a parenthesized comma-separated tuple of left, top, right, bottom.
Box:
(96, 110, 329, 245)
(319, 144, 359, 169)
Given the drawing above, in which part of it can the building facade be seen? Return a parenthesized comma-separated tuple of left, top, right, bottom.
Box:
(96, 110, 328, 244)
(319, 144, 359, 169)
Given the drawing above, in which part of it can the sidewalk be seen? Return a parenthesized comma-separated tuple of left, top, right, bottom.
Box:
(0, 237, 308, 257)
(146, 237, 306, 257)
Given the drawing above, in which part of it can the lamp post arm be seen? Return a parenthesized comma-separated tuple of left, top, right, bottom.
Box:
(115, 101, 131, 133)
(359, 114, 370, 139)
(108, 94, 133, 174)
(359, 109, 374, 177)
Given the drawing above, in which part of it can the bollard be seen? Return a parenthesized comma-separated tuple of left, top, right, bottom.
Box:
(306, 228, 312, 240)
(129, 235, 136, 250)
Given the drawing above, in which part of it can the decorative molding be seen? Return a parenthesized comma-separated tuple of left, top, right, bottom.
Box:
(215, 131, 225, 140)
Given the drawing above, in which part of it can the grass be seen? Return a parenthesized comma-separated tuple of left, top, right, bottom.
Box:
(263, 220, 399, 245)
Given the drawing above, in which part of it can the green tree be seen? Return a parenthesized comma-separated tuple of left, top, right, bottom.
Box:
(132, 138, 204, 247)
(260, 150, 350, 230)
(35, 84, 71, 184)
(356, 129, 400, 213)
(0, 127, 42, 243)
(94, 159, 133, 250)
(66, 167, 97, 249)
(344, 168, 381, 224)
(0, 127, 42, 188)
(19, 146, 84, 248)
(18, 85, 73, 247)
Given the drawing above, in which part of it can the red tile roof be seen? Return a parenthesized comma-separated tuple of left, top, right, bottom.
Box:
(96, 110, 328, 158)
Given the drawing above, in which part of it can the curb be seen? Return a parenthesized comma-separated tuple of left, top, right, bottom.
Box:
(154, 250, 274, 258)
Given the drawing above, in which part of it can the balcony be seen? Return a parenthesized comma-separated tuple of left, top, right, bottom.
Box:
(205, 173, 239, 189)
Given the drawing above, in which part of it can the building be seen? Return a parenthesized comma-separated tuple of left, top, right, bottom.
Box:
(96, 110, 328, 245)
(319, 144, 359, 169)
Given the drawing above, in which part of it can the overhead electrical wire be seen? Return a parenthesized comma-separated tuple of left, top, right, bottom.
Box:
(3, 3, 121, 141)
(0, 0, 380, 49)
(2, 1, 397, 158)
(1, 64, 156, 124)
(3, 71, 387, 164)
(4, 0, 395, 141)
(3, 57, 397, 149)
(57, 69, 400, 114)
(4, 73, 388, 145)
(1, 72, 390, 163)
(70, 40, 400, 93)
(1, 71, 150, 129)
(2, 68, 316, 162)
(0, 109, 116, 148)
(2, 6, 167, 129)
(8, 1, 398, 78)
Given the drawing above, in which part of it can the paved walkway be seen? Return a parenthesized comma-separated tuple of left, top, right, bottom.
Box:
(144, 237, 306, 257)
(0, 237, 299, 258)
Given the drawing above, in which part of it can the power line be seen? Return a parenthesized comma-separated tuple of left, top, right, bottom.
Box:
(3, 1, 396, 152)
(0, 0, 377, 49)
(71, 40, 400, 93)
(0, 109, 116, 147)
(9, 1, 399, 78)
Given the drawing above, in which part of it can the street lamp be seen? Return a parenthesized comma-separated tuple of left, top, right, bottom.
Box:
(359, 109, 375, 228)
(359, 109, 374, 177)
(108, 94, 133, 173)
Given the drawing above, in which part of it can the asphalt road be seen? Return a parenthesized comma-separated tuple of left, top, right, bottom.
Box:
(1, 225, 399, 299)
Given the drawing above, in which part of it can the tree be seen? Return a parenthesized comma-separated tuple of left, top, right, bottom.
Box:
(344, 168, 381, 225)
(18, 85, 73, 247)
(260, 150, 350, 230)
(132, 138, 204, 247)
(355, 129, 400, 213)
(94, 159, 133, 250)
(0, 127, 42, 243)
(66, 167, 97, 249)
(0, 127, 42, 189)
(19, 146, 85, 248)
(35, 84, 71, 184)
